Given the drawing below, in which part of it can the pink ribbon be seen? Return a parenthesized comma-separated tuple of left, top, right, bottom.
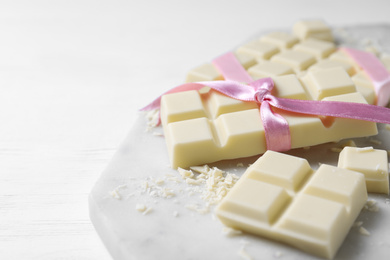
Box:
(212, 52, 253, 83)
(343, 47, 390, 106)
(141, 52, 390, 152)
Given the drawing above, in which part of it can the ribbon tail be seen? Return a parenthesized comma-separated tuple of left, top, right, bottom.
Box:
(261, 101, 291, 152)
(343, 47, 390, 106)
(270, 96, 390, 124)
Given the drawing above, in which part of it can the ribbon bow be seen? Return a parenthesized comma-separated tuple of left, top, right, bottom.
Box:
(141, 51, 390, 152)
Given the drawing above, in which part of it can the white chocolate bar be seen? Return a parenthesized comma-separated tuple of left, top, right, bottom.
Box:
(215, 150, 367, 259)
(170, 21, 382, 168)
(338, 146, 389, 194)
(161, 68, 377, 168)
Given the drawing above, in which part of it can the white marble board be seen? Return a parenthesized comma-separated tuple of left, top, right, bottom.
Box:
(89, 25, 390, 260)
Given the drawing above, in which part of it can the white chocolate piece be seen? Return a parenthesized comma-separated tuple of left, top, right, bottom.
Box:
(272, 74, 309, 100)
(260, 32, 299, 50)
(216, 151, 367, 259)
(245, 151, 313, 193)
(300, 67, 356, 100)
(293, 20, 334, 42)
(237, 40, 279, 60)
(248, 61, 294, 79)
(234, 52, 257, 69)
(338, 146, 389, 194)
(186, 63, 223, 82)
(308, 59, 355, 76)
(271, 50, 316, 72)
(309, 31, 334, 42)
(351, 71, 376, 105)
(293, 38, 336, 60)
(329, 50, 360, 73)
(160, 72, 377, 168)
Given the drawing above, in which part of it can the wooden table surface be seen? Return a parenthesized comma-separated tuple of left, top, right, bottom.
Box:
(1, 0, 389, 259)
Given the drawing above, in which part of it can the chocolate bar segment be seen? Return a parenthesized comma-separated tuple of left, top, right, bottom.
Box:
(216, 151, 367, 259)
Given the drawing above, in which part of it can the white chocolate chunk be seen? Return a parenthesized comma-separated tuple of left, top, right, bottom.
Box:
(190, 164, 210, 175)
(186, 63, 223, 82)
(246, 150, 313, 193)
(300, 67, 356, 100)
(329, 50, 360, 73)
(178, 167, 194, 179)
(136, 203, 151, 214)
(271, 50, 316, 72)
(293, 38, 336, 60)
(293, 20, 334, 42)
(234, 52, 257, 69)
(221, 178, 291, 224)
(302, 164, 367, 217)
(364, 199, 379, 212)
(206, 90, 259, 118)
(216, 151, 367, 259)
(359, 227, 371, 236)
(310, 31, 334, 42)
(237, 40, 279, 60)
(272, 74, 309, 100)
(222, 226, 243, 237)
(160, 90, 207, 125)
(248, 61, 294, 79)
(338, 146, 389, 194)
(260, 32, 300, 49)
(308, 59, 355, 76)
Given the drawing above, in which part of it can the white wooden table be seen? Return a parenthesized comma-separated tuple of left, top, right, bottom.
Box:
(1, 0, 389, 259)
